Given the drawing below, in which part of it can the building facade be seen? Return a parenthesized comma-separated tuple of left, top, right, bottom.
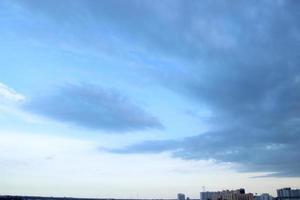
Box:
(200, 189, 254, 200)
(277, 188, 300, 200)
(178, 193, 186, 200)
(255, 193, 273, 200)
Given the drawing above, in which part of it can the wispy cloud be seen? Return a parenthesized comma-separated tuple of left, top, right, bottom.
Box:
(23, 83, 163, 132)
(0, 82, 26, 117)
(0, 82, 25, 103)
(107, 127, 300, 177)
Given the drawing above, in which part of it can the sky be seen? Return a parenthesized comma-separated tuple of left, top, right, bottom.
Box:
(0, 0, 300, 198)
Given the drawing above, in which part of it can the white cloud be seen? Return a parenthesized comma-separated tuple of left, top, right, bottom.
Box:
(0, 131, 235, 198)
(0, 82, 25, 103)
(0, 82, 26, 118)
(0, 82, 48, 126)
(1, 132, 300, 198)
(0, 82, 47, 124)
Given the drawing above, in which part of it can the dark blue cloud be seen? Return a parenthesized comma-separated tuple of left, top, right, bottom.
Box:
(108, 127, 300, 177)
(23, 84, 163, 132)
(16, 0, 300, 63)
(14, 0, 300, 176)
(82, 0, 300, 177)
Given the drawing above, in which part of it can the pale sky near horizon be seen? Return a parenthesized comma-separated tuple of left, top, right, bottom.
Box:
(1, 0, 300, 198)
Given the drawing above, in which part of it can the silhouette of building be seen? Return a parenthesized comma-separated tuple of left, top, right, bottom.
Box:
(255, 193, 273, 200)
(277, 188, 300, 200)
(177, 193, 185, 200)
(200, 189, 254, 200)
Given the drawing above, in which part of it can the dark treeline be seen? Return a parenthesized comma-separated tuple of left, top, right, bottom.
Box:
(0, 196, 176, 200)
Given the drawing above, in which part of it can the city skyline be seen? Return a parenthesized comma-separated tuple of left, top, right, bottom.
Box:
(1, 0, 300, 198)
(1, 187, 300, 199)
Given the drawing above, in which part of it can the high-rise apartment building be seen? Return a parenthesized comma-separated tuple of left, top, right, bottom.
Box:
(277, 188, 300, 200)
(255, 193, 273, 200)
(178, 193, 186, 200)
(200, 189, 254, 200)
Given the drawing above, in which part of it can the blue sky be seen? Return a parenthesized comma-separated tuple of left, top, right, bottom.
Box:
(0, 0, 300, 198)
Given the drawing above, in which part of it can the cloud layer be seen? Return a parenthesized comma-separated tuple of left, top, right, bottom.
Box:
(110, 127, 300, 177)
(23, 84, 163, 132)
(7, 0, 300, 176)
(92, 0, 300, 177)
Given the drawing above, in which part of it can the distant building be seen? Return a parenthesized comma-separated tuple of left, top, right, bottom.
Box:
(255, 193, 273, 200)
(201, 191, 214, 200)
(200, 189, 254, 200)
(277, 188, 300, 200)
(178, 193, 186, 200)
